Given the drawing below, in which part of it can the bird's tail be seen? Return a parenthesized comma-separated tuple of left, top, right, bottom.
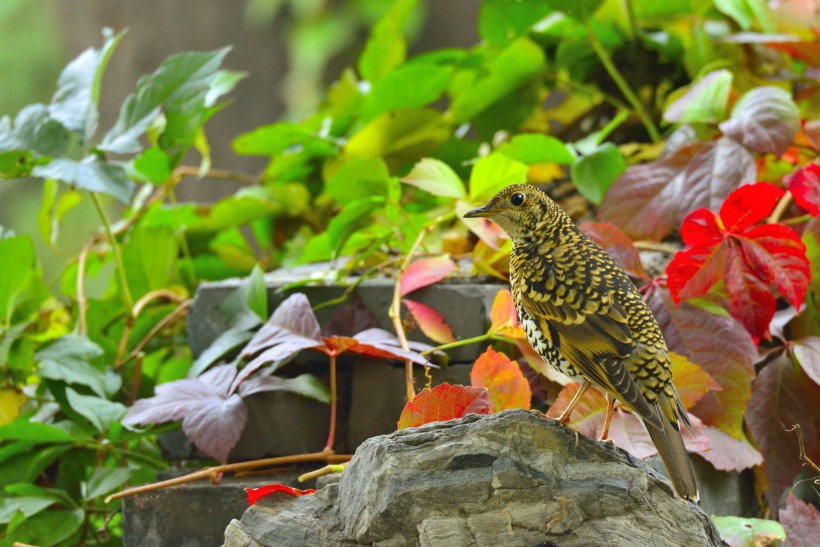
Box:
(645, 396, 699, 502)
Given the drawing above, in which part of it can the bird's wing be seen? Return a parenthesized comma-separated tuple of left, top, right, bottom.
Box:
(519, 274, 661, 428)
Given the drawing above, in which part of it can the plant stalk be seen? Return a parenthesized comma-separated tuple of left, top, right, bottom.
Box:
(90, 192, 134, 313)
(324, 353, 338, 451)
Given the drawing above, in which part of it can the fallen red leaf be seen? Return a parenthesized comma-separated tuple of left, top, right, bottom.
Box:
(402, 299, 457, 344)
(399, 255, 456, 296)
(667, 182, 810, 341)
(246, 483, 315, 505)
(470, 347, 531, 412)
(397, 383, 491, 429)
(785, 162, 820, 216)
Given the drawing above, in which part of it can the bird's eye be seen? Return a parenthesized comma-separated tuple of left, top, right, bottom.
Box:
(510, 193, 525, 206)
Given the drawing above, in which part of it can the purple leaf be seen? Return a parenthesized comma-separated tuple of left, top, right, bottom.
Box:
(353, 328, 435, 362)
(237, 373, 330, 402)
(719, 86, 800, 156)
(182, 392, 247, 463)
(323, 298, 380, 337)
(781, 494, 820, 547)
(678, 137, 757, 222)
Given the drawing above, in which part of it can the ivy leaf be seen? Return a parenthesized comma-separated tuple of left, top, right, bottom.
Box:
(65, 388, 126, 433)
(123, 364, 247, 463)
(100, 48, 231, 154)
(784, 163, 820, 216)
(322, 329, 433, 365)
(0, 235, 48, 324)
(327, 197, 384, 255)
(780, 494, 820, 547)
(719, 87, 800, 156)
(85, 467, 134, 500)
(362, 63, 451, 121)
(2, 105, 71, 158)
(570, 143, 625, 205)
(397, 383, 491, 429)
(326, 158, 391, 205)
(711, 516, 784, 547)
(579, 222, 647, 279)
(745, 354, 820, 518)
(695, 426, 762, 472)
(32, 157, 134, 204)
(470, 348, 531, 412)
(663, 69, 733, 124)
(122, 225, 179, 300)
(246, 484, 314, 505)
(678, 137, 757, 220)
(399, 255, 456, 296)
(791, 337, 820, 386)
(667, 183, 809, 341)
(478, 0, 554, 46)
(403, 299, 457, 344)
(36, 335, 108, 398)
(401, 158, 466, 199)
(358, 0, 417, 82)
(497, 133, 575, 165)
(646, 285, 757, 439)
(49, 29, 125, 143)
(669, 352, 721, 410)
(598, 144, 700, 241)
(237, 374, 330, 404)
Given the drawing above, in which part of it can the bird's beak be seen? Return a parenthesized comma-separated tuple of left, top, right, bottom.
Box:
(463, 205, 492, 219)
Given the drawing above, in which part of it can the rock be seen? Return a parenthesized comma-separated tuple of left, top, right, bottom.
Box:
(224, 410, 724, 546)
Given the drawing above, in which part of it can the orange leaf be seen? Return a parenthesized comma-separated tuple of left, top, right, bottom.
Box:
(399, 255, 455, 296)
(403, 299, 457, 344)
(669, 352, 721, 410)
(547, 382, 609, 438)
(489, 289, 525, 340)
(397, 383, 491, 429)
(246, 483, 315, 505)
(470, 347, 531, 411)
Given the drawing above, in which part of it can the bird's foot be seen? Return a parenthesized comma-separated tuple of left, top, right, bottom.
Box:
(529, 409, 549, 420)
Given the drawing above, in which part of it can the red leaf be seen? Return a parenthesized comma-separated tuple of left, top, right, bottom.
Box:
(397, 383, 491, 429)
(739, 224, 810, 310)
(246, 483, 315, 505)
(646, 286, 757, 439)
(399, 255, 456, 297)
(323, 328, 432, 365)
(694, 426, 762, 472)
(719, 182, 784, 233)
(470, 347, 531, 411)
(598, 145, 699, 241)
(745, 354, 820, 518)
(780, 494, 820, 547)
(669, 352, 721, 410)
(403, 299, 457, 344)
(579, 222, 647, 279)
(785, 162, 820, 216)
(678, 138, 757, 221)
(723, 245, 778, 340)
(489, 289, 525, 340)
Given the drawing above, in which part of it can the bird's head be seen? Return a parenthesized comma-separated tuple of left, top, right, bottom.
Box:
(463, 184, 560, 241)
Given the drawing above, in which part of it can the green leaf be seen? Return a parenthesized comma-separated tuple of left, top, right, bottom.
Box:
(36, 335, 109, 398)
(711, 515, 785, 546)
(37, 179, 82, 247)
(469, 153, 529, 202)
(547, 0, 604, 19)
(65, 388, 126, 433)
(713, 0, 776, 33)
(238, 373, 331, 403)
(3, 484, 76, 508)
(205, 70, 247, 107)
(497, 134, 576, 165)
(570, 143, 626, 205)
(232, 122, 336, 157)
(451, 38, 546, 123)
(0, 420, 77, 444)
(6, 104, 71, 157)
(362, 63, 451, 121)
(0, 496, 54, 525)
(122, 225, 179, 300)
(4, 508, 84, 546)
(328, 197, 384, 255)
(48, 28, 125, 142)
(358, 0, 418, 82)
(479, 0, 554, 46)
(32, 157, 134, 203)
(401, 158, 466, 199)
(0, 235, 47, 324)
(663, 69, 733, 124)
(0, 150, 33, 179)
(188, 327, 253, 378)
(133, 147, 174, 183)
(245, 265, 268, 323)
(326, 158, 391, 205)
(84, 467, 134, 500)
(199, 184, 310, 231)
(100, 48, 231, 154)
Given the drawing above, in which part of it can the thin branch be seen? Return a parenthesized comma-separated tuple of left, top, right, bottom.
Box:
(132, 289, 188, 317)
(783, 423, 820, 475)
(91, 192, 134, 313)
(768, 191, 793, 224)
(633, 241, 681, 254)
(105, 450, 352, 503)
(76, 238, 96, 336)
(298, 463, 347, 483)
(174, 165, 258, 185)
(117, 300, 192, 368)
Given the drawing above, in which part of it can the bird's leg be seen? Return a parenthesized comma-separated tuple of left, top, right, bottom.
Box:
(598, 393, 615, 443)
(555, 382, 590, 425)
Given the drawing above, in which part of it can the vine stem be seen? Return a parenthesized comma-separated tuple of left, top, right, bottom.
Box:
(389, 213, 456, 402)
(767, 191, 793, 224)
(324, 353, 338, 451)
(420, 333, 493, 356)
(104, 449, 352, 503)
(90, 192, 134, 313)
(582, 15, 660, 143)
(77, 238, 95, 335)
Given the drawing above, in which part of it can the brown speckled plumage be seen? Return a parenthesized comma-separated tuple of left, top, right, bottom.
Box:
(465, 184, 699, 501)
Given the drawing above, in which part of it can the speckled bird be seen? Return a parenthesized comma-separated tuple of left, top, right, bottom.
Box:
(464, 184, 698, 501)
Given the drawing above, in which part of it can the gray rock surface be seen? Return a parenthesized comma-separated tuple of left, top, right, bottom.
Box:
(224, 410, 725, 546)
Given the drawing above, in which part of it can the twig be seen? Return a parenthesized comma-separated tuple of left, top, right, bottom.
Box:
(783, 423, 820, 475)
(105, 449, 352, 503)
(325, 354, 338, 451)
(76, 238, 96, 336)
(298, 463, 348, 483)
(91, 192, 134, 313)
(633, 241, 681, 254)
(117, 300, 192, 368)
(174, 165, 258, 185)
(768, 192, 793, 224)
(389, 213, 456, 402)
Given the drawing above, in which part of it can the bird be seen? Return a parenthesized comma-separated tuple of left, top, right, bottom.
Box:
(464, 183, 699, 501)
